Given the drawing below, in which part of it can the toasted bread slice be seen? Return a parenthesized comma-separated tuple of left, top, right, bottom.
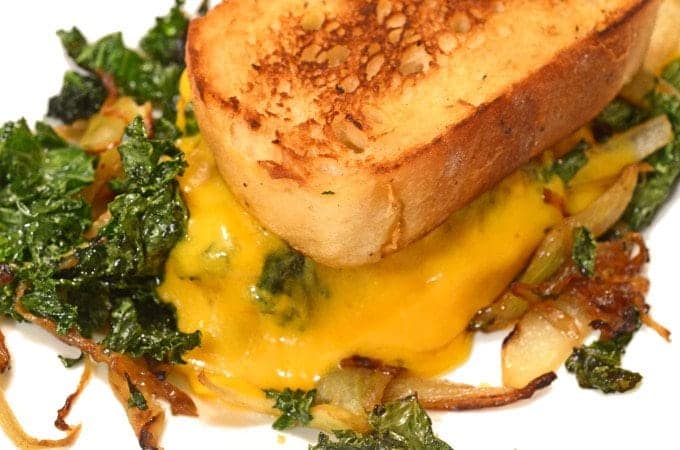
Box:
(187, 0, 660, 267)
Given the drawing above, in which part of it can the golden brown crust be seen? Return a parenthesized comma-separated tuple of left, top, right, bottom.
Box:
(188, 0, 660, 267)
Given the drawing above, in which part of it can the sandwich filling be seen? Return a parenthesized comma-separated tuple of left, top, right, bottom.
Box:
(159, 66, 664, 393)
(159, 133, 563, 391)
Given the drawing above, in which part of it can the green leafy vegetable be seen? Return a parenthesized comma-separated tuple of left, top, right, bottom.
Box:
(103, 296, 200, 364)
(591, 98, 648, 142)
(551, 139, 589, 183)
(258, 248, 309, 296)
(47, 71, 107, 124)
(572, 226, 596, 277)
(140, 0, 189, 66)
(623, 59, 680, 229)
(264, 388, 316, 431)
(56, 27, 87, 60)
(662, 58, 680, 91)
(153, 117, 182, 141)
(126, 373, 149, 410)
(58, 352, 84, 368)
(565, 332, 642, 394)
(75, 32, 183, 119)
(251, 246, 327, 324)
(1, 117, 200, 363)
(64, 117, 199, 361)
(0, 119, 94, 318)
(310, 396, 453, 450)
(52, 2, 192, 123)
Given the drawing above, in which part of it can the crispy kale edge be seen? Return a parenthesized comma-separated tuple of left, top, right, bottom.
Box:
(1, 117, 200, 364)
(265, 388, 317, 431)
(50, 1, 194, 124)
(310, 395, 453, 450)
(566, 330, 642, 394)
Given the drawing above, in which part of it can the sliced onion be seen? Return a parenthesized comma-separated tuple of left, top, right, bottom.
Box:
(108, 369, 165, 450)
(467, 292, 535, 332)
(14, 302, 198, 417)
(502, 297, 592, 388)
(382, 372, 556, 410)
(308, 404, 370, 433)
(79, 98, 151, 153)
(503, 232, 654, 388)
(54, 358, 92, 431)
(522, 164, 639, 284)
(197, 371, 369, 433)
(0, 387, 81, 449)
(197, 371, 273, 415)
(80, 147, 121, 216)
(0, 330, 9, 373)
(570, 115, 673, 185)
(619, 69, 658, 107)
(0, 326, 82, 448)
(472, 165, 641, 332)
(315, 367, 395, 416)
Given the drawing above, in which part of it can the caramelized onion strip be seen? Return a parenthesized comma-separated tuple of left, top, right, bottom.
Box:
(197, 371, 370, 433)
(501, 297, 592, 388)
(470, 165, 640, 332)
(308, 404, 370, 433)
(197, 371, 273, 415)
(54, 358, 92, 431)
(0, 388, 81, 449)
(570, 115, 673, 185)
(382, 372, 557, 410)
(502, 232, 656, 387)
(108, 369, 165, 450)
(14, 302, 197, 417)
(0, 329, 10, 374)
(524, 164, 639, 283)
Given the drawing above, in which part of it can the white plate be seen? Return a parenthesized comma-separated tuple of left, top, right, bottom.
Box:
(0, 2, 678, 449)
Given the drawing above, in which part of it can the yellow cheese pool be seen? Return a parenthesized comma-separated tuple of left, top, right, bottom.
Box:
(157, 135, 564, 391)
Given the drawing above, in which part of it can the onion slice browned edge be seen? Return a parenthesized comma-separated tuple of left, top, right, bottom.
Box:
(13, 301, 198, 418)
(108, 369, 165, 450)
(0, 328, 10, 374)
(54, 358, 92, 432)
(0, 389, 81, 450)
(470, 164, 643, 332)
(197, 371, 371, 433)
(382, 372, 557, 410)
(0, 328, 82, 449)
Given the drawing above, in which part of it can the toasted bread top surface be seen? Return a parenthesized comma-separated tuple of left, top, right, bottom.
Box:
(189, 0, 646, 170)
(188, 0, 657, 266)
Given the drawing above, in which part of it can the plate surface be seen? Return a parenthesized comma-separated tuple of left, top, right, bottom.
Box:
(0, 2, 678, 449)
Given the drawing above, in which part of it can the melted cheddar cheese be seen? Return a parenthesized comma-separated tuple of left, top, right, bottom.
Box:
(158, 135, 564, 391)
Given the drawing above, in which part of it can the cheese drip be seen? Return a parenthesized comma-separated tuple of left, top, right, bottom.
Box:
(158, 136, 563, 391)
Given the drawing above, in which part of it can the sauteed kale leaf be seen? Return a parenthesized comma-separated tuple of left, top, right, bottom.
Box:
(49, 0, 192, 124)
(622, 58, 680, 230)
(48, 71, 107, 124)
(140, 0, 190, 66)
(571, 226, 596, 277)
(311, 396, 453, 450)
(566, 329, 642, 394)
(265, 388, 317, 431)
(0, 119, 93, 316)
(0, 117, 199, 362)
